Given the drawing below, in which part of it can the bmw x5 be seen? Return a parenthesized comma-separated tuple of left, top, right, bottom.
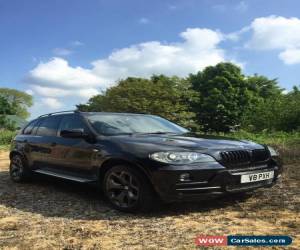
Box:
(10, 111, 282, 212)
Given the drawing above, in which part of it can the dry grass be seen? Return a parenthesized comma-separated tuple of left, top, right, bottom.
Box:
(0, 150, 299, 249)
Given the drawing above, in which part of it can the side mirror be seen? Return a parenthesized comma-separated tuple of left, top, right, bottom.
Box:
(60, 129, 89, 139)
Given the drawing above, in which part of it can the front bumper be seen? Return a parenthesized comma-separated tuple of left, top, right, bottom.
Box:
(150, 159, 282, 202)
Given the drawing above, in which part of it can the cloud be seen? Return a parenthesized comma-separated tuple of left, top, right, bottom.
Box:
(91, 28, 225, 79)
(53, 48, 73, 56)
(279, 49, 300, 64)
(25, 89, 34, 95)
(42, 97, 63, 109)
(246, 16, 300, 64)
(26, 27, 227, 108)
(29, 85, 101, 99)
(30, 85, 72, 97)
(225, 26, 251, 42)
(139, 17, 149, 24)
(27, 57, 104, 89)
(247, 16, 300, 50)
(78, 88, 100, 98)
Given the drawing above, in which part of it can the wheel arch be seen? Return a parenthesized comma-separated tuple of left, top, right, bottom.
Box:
(97, 158, 153, 187)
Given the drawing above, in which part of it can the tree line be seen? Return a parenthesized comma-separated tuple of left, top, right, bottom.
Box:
(77, 62, 300, 133)
(1, 62, 299, 133)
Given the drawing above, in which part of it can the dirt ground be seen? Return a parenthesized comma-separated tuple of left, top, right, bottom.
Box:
(0, 151, 299, 250)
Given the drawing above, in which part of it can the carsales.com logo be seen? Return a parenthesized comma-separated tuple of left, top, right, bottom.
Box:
(195, 235, 292, 247)
(195, 236, 227, 246)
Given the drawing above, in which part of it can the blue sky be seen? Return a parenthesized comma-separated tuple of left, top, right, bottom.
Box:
(0, 0, 300, 119)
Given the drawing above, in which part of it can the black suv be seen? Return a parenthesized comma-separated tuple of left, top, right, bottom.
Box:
(10, 111, 282, 212)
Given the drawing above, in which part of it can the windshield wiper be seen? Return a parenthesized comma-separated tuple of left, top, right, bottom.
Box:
(105, 132, 134, 136)
(138, 131, 178, 135)
(107, 131, 179, 136)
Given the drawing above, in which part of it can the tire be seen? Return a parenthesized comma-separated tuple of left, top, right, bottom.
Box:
(102, 165, 157, 212)
(9, 154, 32, 182)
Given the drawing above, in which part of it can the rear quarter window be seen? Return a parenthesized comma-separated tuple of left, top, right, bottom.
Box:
(22, 119, 39, 135)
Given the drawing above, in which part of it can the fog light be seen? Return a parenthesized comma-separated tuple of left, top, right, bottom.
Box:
(179, 173, 190, 182)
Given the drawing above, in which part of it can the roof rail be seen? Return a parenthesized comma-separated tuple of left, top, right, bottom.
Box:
(37, 110, 80, 118)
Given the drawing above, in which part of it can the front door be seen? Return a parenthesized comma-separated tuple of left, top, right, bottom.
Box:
(54, 114, 96, 177)
(32, 115, 63, 169)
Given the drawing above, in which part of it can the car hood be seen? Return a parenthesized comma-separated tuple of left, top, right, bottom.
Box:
(109, 133, 265, 152)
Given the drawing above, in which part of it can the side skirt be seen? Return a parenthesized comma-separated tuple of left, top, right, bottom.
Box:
(33, 169, 97, 183)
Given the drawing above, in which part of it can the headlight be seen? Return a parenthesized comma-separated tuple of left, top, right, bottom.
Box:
(268, 146, 279, 156)
(149, 151, 216, 164)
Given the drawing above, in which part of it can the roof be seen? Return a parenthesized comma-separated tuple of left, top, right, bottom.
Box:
(37, 110, 150, 118)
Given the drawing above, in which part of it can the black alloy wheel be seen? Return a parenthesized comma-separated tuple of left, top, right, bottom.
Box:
(103, 165, 156, 212)
(106, 170, 140, 208)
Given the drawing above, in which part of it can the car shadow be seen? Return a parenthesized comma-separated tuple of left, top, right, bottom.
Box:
(0, 170, 251, 221)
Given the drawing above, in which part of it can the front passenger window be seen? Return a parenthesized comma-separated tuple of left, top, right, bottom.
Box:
(59, 115, 89, 135)
(36, 116, 62, 136)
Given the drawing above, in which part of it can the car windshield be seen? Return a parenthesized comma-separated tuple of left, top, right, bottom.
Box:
(85, 113, 189, 135)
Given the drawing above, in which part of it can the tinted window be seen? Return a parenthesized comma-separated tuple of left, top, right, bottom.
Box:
(36, 116, 62, 136)
(23, 119, 39, 135)
(59, 115, 89, 135)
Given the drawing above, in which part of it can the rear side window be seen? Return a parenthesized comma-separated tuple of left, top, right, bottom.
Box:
(59, 115, 89, 135)
(23, 119, 39, 135)
(36, 116, 62, 136)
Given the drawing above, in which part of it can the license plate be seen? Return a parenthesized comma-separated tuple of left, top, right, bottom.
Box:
(241, 171, 274, 183)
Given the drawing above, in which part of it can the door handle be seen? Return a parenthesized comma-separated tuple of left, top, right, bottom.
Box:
(50, 142, 57, 147)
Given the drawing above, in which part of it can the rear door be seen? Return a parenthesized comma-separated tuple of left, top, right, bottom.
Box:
(54, 114, 96, 176)
(15, 119, 40, 168)
(33, 115, 62, 169)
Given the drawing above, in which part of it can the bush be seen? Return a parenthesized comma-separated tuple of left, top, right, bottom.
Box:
(0, 130, 17, 145)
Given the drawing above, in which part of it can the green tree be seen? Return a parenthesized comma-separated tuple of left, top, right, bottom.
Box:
(77, 75, 199, 129)
(241, 85, 300, 132)
(189, 62, 252, 132)
(246, 74, 282, 98)
(279, 86, 300, 131)
(0, 96, 12, 114)
(77, 94, 106, 112)
(0, 88, 33, 119)
(242, 96, 284, 132)
(241, 75, 283, 131)
(0, 96, 16, 130)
